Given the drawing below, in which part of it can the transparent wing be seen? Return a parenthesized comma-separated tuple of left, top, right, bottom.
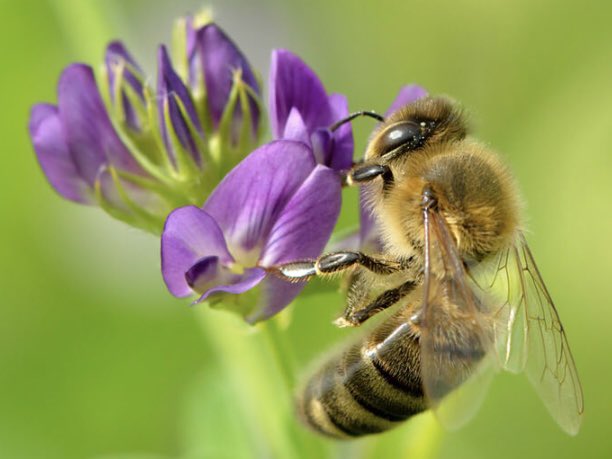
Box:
(480, 233, 584, 435)
(466, 245, 530, 374)
(419, 208, 500, 430)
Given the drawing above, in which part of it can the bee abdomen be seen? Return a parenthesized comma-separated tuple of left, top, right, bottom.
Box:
(298, 325, 426, 438)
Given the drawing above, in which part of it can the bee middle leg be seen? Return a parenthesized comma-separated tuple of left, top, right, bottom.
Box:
(338, 277, 417, 327)
(272, 251, 403, 282)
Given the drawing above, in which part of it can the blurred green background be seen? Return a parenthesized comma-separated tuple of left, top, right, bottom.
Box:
(2, 0, 611, 458)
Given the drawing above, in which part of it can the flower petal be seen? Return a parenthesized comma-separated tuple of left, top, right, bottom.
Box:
(29, 104, 92, 203)
(203, 140, 316, 256)
(105, 41, 145, 131)
(260, 164, 341, 266)
(161, 206, 234, 297)
(269, 49, 333, 139)
(184, 17, 200, 87)
(195, 267, 266, 303)
(385, 84, 428, 117)
(246, 276, 305, 323)
(282, 107, 309, 145)
(157, 45, 203, 162)
(185, 256, 220, 291)
(105, 41, 144, 99)
(310, 128, 332, 167)
(58, 64, 141, 181)
(328, 93, 354, 170)
(198, 23, 260, 129)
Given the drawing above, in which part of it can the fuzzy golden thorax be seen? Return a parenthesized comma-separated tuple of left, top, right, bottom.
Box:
(364, 139, 522, 262)
(357, 97, 521, 262)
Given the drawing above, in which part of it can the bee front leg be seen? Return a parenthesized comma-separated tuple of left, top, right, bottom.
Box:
(343, 163, 394, 188)
(272, 252, 403, 282)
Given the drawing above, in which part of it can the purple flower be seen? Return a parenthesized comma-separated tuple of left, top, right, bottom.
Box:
(161, 140, 341, 322)
(384, 84, 428, 117)
(29, 64, 143, 205)
(269, 50, 353, 171)
(157, 45, 205, 168)
(29, 18, 265, 233)
(177, 18, 262, 148)
(198, 24, 261, 137)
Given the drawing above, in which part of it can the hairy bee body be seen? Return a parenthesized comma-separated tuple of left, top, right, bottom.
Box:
(299, 98, 518, 437)
(286, 97, 582, 438)
(299, 308, 424, 437)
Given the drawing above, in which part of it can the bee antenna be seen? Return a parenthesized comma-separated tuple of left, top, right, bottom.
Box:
(330, 111, 385, 132)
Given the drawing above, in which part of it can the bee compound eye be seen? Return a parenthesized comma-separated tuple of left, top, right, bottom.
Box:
(380, 122, 426, 155)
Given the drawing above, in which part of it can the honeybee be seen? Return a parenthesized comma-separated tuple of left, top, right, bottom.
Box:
(274, 96, 584, 438)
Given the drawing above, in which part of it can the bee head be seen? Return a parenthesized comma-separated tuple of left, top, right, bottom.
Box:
(365, 97, 468, 164)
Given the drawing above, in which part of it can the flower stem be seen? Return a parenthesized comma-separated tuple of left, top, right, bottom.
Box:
(261, 316, 297, 388)
(196, 307, 330, 459)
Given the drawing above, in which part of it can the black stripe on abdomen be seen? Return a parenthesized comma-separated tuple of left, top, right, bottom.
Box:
(369, 355, 424, 399)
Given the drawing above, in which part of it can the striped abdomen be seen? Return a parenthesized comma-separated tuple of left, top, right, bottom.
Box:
(297, 311, 426, 438)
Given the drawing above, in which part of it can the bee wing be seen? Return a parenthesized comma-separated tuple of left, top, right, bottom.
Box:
(478, 233, 584, 435)
(419, 208, 499, 430)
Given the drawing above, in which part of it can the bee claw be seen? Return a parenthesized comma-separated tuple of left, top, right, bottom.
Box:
(333, 317, 356, 328)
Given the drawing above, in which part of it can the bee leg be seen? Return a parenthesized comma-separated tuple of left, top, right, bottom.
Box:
(342, 163, 394, 188)
(337, 279, 417, 327)
(272, 252, 402, 282)
(317, 252, 402, 275)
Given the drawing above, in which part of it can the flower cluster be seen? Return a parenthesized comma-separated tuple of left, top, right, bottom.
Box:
(30, 12, 262, 233)
(162, 49, 361, 321)
(29, 10, 427, 321)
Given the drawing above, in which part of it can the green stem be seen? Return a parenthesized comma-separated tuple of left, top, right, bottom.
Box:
(197, 307, 331, 459)
(196, 308, 298, 459)
(261, 316, 332, 459)
(262, 317, 297, 389)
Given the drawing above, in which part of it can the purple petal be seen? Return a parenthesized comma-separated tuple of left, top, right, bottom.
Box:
(385, 84, 428, 117)
(187, 257, 267, 301)
(58, 64, 142, 181)
(157, 45, 203, 163)
(161, 206, 235, 297)
(105, 41, 145, 131)
(246, 276, 305, 323)
(105, 41, 144, 99)
(204, 140, 316, 256)
(328, 229, 361, 252)
(29, 104, 93, 203)
(282, 107, 309, 144)
(185, 17, 199, 88)
(185, 256, 220, 290)
(269, 49, 333, 139)
(198, 24, 260, 129)
(310, 128, 333, 167)
(195, 267, 266, 303)
(328, 93, 354, 171)
(260, 164, 341, 266)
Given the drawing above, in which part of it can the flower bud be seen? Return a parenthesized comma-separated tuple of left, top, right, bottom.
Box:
(104, 42, 147, 133)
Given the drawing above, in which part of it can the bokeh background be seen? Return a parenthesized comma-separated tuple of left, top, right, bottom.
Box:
(2, 0, 612, 458)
